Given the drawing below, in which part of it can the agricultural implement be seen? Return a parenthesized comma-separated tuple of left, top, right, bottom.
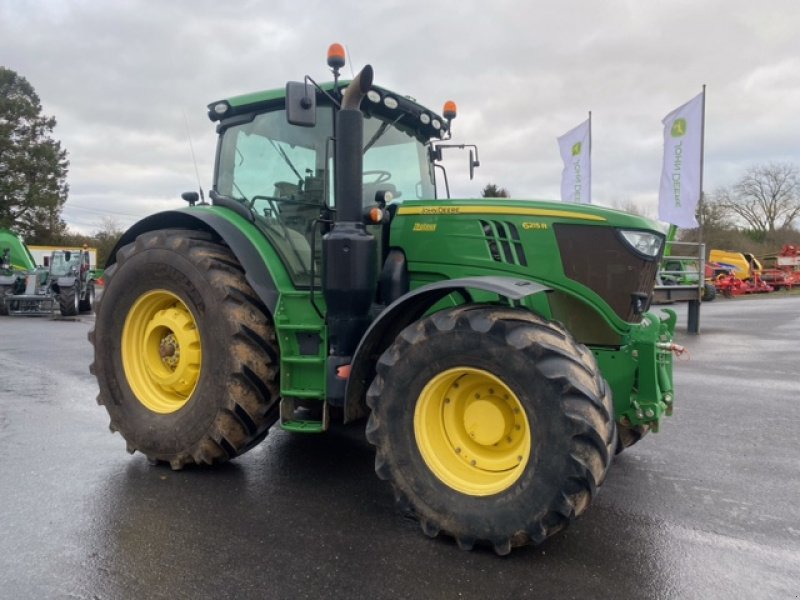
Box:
(0, 228, 37, 315)
(708, 248, 762, 281)
(713, 272, 773, 297)
(760, 245, 800, 290)
(90, 46, 678, 554)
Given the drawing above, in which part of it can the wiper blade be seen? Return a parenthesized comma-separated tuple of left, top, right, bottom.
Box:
(269, 139, 303, 182)
(363, 115, 403, 154)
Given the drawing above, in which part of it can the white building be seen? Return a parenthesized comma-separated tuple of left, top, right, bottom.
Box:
(28, 245, 99, 269)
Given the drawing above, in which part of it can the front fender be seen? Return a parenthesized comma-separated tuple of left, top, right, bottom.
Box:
(108, 208, 280, 312)
(343, 276, 549, 422)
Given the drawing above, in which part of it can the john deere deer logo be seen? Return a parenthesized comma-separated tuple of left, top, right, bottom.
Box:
(571, 142, 582, 156)
(671, 118, 687, 138)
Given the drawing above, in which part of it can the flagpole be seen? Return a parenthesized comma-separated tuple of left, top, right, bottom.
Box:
(588, 110, 592, 203)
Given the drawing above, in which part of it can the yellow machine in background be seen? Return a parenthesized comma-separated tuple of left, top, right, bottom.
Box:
(709, 249, 762, 280)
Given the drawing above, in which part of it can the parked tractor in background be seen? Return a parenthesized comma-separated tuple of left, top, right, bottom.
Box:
(5, 247, 96, 316)
(90, 47, 678, 554)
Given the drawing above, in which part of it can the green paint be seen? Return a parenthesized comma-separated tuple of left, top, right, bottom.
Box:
(0, 228, 36, 272)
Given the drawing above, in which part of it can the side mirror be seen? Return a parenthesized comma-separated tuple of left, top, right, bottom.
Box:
(469, 149, 480, 180)
(286, 82, 316, 127)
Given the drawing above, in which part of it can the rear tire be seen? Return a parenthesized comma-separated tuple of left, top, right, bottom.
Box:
(79, 282, 95, 313)
(90, 229, 280, 469)
(702, 282, 716, 302)
(365, 306, 615, 554)
(59, 284, 79, 316)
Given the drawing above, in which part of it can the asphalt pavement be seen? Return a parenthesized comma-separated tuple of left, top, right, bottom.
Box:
(0, 296, 799, 599)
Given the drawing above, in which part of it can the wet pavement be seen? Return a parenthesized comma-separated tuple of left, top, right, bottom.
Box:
(0, 296, 799, 599)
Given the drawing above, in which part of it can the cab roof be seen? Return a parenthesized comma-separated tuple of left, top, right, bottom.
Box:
(207, 81, 450, 142)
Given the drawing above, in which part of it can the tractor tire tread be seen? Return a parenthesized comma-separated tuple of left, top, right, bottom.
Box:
(91, 228, 280, 468)
(59, 284, 79, 316)
(365, 306, 614, 554)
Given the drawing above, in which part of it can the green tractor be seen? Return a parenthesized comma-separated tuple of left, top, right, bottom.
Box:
(91, 48, 677, 554)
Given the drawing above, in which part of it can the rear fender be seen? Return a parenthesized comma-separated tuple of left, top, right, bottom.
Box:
(343, 276, 549, 422)
(107, 209, 279, 312)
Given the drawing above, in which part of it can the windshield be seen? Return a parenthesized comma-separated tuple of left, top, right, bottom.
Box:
(215, 106, 436, 286)
(360, 114, 436, 206)
(50, 253, 79, 277)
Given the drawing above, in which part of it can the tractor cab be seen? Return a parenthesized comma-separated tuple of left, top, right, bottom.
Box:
(48, 250, 81, 277)
(207, 66, 455, 287)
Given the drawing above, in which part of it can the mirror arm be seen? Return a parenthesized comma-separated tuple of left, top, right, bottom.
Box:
(305, 75, 341, 109)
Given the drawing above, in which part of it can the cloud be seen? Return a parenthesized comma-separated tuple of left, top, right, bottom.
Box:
(1, 0, 799, 232)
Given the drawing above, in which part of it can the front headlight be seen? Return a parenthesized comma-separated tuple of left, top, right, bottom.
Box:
(618, 229, 663, 259)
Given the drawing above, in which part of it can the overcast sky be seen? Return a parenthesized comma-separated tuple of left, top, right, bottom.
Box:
(2, 0, 798, 233)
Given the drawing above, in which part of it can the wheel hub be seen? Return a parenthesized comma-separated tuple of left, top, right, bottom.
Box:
(463, 399, 508, 446)
(414, 367, 531, 496)
(122, 290, 202, 414)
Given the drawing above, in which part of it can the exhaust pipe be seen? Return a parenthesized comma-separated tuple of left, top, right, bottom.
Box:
(334, 65, 373, 221)
(323, 65, 377, 361)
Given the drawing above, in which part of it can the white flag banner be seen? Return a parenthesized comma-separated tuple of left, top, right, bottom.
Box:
(557, 118, 591, 203)
(658, 91, 704, 227)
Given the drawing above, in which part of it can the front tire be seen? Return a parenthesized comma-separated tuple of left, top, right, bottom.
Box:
(365, 306, 615, 554)
(90, 229, 280, 469)
(59, 284, 79, 316)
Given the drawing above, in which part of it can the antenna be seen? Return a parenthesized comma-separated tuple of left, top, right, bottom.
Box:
(182, 110, 206, 204)
(345, 44, 356, 78)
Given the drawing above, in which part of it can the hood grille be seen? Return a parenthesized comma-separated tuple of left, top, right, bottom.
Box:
(554, 223, 661, 322)
(480, 220, 528, 267)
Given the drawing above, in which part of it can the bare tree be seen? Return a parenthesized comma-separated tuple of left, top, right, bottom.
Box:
(610, 198, 651, 217)
(92, 217, 125, 267)
(714, 163, 800, 235)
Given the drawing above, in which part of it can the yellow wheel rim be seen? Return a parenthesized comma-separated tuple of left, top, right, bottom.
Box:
(414, 367, 531, 496)
(121, 290, 202, 414)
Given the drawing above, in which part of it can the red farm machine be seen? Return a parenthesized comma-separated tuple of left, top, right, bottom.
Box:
(760, 245, 800, 290)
